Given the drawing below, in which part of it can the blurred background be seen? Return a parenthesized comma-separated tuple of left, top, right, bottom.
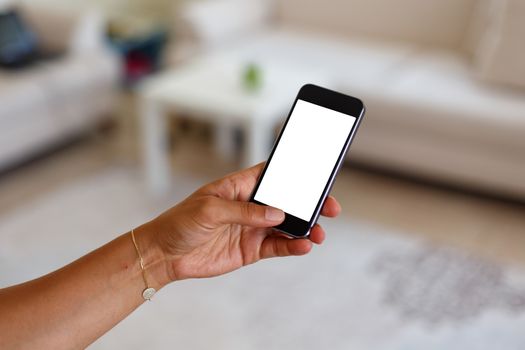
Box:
(0, 0, 524, 348)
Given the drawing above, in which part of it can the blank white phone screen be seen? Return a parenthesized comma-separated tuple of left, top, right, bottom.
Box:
(254, 99, 357, 221)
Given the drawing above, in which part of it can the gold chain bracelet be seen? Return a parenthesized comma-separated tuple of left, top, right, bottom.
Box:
(131, 229, 156, 301)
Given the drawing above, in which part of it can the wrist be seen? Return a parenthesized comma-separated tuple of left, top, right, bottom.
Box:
(133, 223, 172, 290)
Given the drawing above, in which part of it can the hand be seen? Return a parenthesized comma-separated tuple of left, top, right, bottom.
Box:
(146, 163, 341, 282)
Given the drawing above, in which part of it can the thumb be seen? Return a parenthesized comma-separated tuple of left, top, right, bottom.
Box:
(216, 199, 285, 227)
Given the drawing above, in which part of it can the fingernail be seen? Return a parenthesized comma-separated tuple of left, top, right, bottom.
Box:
(265, 207, 285, 222)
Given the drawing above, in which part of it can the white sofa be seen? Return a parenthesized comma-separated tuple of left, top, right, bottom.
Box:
(173, 0, 525, 200)
(0, 2, 119, 170)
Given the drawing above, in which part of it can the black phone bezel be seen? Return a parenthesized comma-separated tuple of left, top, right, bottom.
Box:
(249, 84, 365, 238)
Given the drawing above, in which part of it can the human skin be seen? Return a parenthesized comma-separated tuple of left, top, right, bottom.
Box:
(0, 163, 341, 349)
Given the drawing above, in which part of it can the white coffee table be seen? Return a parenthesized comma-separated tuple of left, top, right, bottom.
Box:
(139, 52, 329, 194)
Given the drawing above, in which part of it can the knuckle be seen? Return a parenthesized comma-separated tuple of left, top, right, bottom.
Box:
(274, 239, 287, 257)
(199, 197, 219, 221)
(240, 202, 256, 220)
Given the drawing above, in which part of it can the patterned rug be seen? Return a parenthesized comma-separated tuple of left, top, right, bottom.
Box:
(1, 167, 524, 349)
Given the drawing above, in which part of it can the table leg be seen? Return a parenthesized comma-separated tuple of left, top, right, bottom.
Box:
(139, 98, 171, 195)
(214, 121, 236, 161)
(243, 118, 274, 167)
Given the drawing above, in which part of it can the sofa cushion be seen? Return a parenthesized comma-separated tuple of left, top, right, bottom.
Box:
(180, 0, 272, 50)
(370, 49, 525, 151)
(227, 29, 417, 93)
(0, 68, 60, 165)
(0, 54, 117, 168)
(34, 55, 117, 128)
(0, 68, 52, 124)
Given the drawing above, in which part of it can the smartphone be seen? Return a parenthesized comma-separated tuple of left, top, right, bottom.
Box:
(250, 84, 365, 238)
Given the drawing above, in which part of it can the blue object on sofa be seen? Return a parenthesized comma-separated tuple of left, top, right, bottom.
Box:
(0, 10, 39, 67)
(108, 29, 168, 86)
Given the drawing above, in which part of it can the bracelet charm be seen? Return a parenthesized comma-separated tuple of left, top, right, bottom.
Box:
(142, 287, 156, 301)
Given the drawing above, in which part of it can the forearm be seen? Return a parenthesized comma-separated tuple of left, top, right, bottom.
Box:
(0, 223, 170, 350)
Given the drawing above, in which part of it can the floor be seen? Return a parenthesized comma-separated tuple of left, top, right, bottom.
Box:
(4, 146, 523, 350)
(0, 97, 524, 268)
